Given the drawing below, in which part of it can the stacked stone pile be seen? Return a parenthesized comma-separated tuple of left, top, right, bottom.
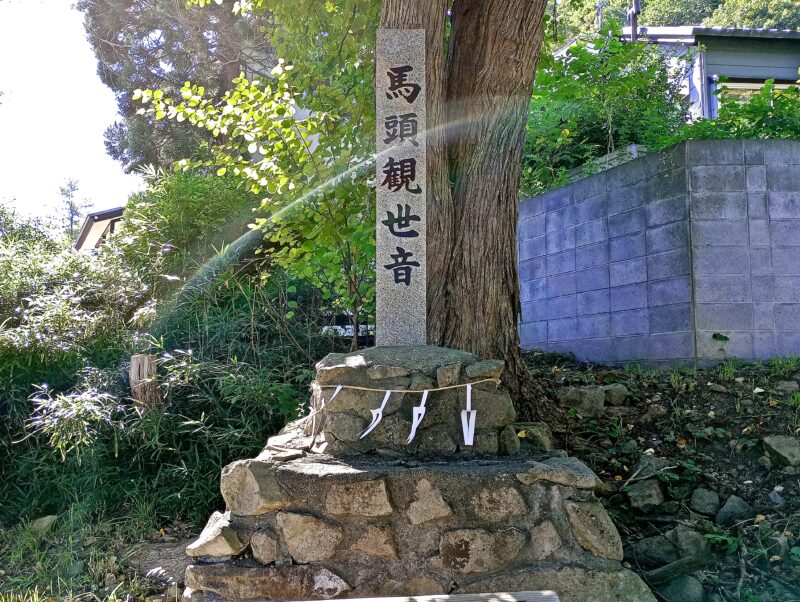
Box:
(184, 454, 654, 601)
(183, 346, 655, 601)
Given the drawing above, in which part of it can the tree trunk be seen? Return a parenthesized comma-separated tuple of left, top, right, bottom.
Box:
(380, 0, 550, 414)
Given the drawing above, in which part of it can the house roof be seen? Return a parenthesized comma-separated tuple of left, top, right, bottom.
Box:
(624, 25, 800, 44)
(74, 206, 124, 251)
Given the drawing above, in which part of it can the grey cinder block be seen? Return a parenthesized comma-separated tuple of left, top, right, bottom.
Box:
(695, 303, 754, 330)
(752, 274, 774, 302)
(579, 338, 613, 362)
(770, 220, 800, 247)
(750, 248, 771, 274)
(521, 300, 547, 324)
(578, 313, 611, 338)
(776, 331, 800, 356)
(610, 257, 648, 287)
(647, 195, 687, 228)
(547, 272, 577, 298)
(696, 331, 753, 360)
(608, 207, 645, 238)
(652, 168, 687, 201)
(575, 217, 608, 247)
(753, 331, 775, 359)
(519, 197, 545, 219)
(647, 221, 689, 254)
(576, 240, 609, 269)
(754, 303, 774, 330)
(611, 309, 649, 336)
(610, 282, 648, 311)
(767, 165, 800, 192)
(763, 139, 800, 165)
(575, 195, 608, 224)
(610, 232, 646, 262)
(690, 192, 747, 220)
(547, 227, 576, 254)
(650, 303, 692, 333)
(546, 205, 576, 232)
(774, 276, 800, 302)
(519, 257, 546, 281)
(519, 321, 547, 348)
(519, 214, 546, 241)
(773, 303, 800, 329)
(546, 249, 575, 276)
(691, 219, 748, 247)
(543, 185, 574, 212)
(547, 294, 578, 320)
(520, 279, 547, 303)
(608, 182, 647, 216)
(687, 139, 743, 166)
(693, 246, 750, 274)
(519, 236, 545, 261)
(767, 192, 800, 219)
(577, 289, 611, 315)
(574, 172, 606, 201)
(747, 192, 768, 218)
(746, 166, 767, 192)
(649, 275, 692, 306)
(772, 249, 800, 275)
(695, 274, 751, 303)
(744, 140, 764, 165)
(749, 220, 771, 246)
(650, 331, 693, 359)
(548, 317, 579, 342)
(610, 335, 650, 362)
(689, 166, 745, 192)
(648, 249, 691, 280)
(576, 266, 610, 293)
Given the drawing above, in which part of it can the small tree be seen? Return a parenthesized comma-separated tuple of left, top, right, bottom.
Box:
(59, 179, 93, 239)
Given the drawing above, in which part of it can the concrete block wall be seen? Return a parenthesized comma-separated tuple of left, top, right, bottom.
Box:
(518, 139, 800, 366)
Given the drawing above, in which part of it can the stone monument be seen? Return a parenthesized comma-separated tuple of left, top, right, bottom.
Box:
(181, 29, 655, 602)
(375, 28, 426, 347)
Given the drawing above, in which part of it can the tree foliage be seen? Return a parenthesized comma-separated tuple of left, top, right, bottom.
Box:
(641, 0, 722, 26)
(77, 0, 274, 172)
(137, 0, 379, 347)
(58, 178, 92, 239)
(521, 24, 690, 195)
(665, 80, 800, 142)
(705, 0, 800, 30)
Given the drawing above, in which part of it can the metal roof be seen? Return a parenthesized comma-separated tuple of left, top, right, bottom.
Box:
(623, 25, 800, 43)
(74, 207, 124, 251)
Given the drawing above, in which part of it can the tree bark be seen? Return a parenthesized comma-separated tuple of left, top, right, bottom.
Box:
(380, 0, 549, 413)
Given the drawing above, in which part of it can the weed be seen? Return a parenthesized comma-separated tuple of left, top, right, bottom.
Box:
(770, 356, 800, 379)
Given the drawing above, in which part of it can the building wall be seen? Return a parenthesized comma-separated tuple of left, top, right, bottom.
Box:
(518, 139, 800, 366)
(701, 37, 800, 83)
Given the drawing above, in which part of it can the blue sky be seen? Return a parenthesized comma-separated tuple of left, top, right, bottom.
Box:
(0, 0, 143, 218)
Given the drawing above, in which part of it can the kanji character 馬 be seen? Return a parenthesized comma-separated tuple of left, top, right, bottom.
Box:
(385, 65, 421, 103)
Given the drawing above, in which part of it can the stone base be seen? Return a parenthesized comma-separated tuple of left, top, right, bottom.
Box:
(184, 454, 655, 602)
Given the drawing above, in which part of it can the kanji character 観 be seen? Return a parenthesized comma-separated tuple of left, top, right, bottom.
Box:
(380, 157, 421, 194)
(381, 203, 420, 238)
(383, 246, 420, 286)
(385, 65, 421, 103)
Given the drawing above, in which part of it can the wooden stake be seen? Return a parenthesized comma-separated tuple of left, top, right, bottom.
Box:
(130, 354, 161, 410)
